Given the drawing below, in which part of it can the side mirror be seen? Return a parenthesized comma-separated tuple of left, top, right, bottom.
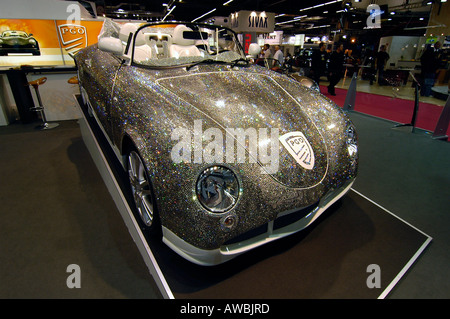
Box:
(98, 37, 123, 55)
(248, 43, 261, 57)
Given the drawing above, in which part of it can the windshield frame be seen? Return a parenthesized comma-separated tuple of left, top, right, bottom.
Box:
(130, 21, 247, 70)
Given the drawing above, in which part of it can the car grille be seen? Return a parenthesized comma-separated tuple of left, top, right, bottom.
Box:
(273, 201, 319, 230)
(223, 201, 319, 246)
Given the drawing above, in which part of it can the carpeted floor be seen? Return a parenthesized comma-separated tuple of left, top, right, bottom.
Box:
(0, 121, 161, 298)
(320, 85, 450, 138)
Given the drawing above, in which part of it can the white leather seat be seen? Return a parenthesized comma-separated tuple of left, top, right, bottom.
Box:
(119, 23, 152, 62)
(169, 25, 201, 58)
(145, 33, 172, 58)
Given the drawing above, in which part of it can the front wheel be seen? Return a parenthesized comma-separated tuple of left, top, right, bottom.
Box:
(127, 149, 160, 236)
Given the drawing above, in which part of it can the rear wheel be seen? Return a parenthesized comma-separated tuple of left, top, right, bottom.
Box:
(126, 149, 160, 236)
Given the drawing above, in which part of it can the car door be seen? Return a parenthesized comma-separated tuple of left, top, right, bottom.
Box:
(83, 50, 122, 139)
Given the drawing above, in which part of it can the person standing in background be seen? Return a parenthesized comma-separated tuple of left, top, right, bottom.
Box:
(262, 44, 272, 59)
(420, 41, 443, 97)
(262, 43, 273, 68)
(273, 45, 284, 66)
(311, 42, 328, 85)
(327, 44, 345, 96)
(375, 45, 390, 85)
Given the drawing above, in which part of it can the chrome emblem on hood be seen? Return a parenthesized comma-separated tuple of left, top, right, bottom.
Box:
(279, 132, 315, 170)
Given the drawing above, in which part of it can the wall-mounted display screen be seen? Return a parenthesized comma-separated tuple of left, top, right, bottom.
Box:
(0, 19, 103, 67)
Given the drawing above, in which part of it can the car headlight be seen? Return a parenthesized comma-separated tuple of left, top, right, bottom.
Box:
(346, 125, 358, 157)
(196, 166, 240, 213)
(29, 39, 36, 45)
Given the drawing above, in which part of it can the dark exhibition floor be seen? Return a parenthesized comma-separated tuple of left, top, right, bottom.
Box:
(0, 90, 449, 299)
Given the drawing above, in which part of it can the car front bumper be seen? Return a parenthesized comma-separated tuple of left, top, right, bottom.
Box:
(162, 179, 355, 266)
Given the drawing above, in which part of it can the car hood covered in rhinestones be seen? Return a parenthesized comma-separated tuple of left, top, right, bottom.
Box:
(155, 68, 330, 189)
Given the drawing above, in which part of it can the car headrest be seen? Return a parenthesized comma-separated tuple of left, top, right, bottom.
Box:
(172, 25, 195, 46)
(119, 23, 146, 46)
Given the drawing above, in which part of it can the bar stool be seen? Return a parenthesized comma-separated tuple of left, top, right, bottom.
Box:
(67, 75, 78, 85)
(28, 77, 59, 130)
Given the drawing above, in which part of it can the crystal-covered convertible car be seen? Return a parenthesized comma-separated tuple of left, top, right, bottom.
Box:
(74, 20, 358, 266)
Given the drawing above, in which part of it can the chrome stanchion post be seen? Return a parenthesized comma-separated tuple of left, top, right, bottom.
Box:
(343, 72, 357, 112)
(432, 95, 450, 140)
(393, 72, 420, 132)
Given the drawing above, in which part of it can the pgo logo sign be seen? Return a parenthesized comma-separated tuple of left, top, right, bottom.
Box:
(58, 24, 87, 54)
(279, 131, 315, 170)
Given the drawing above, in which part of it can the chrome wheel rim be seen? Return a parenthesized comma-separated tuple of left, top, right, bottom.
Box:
(127, 151, 154, 227)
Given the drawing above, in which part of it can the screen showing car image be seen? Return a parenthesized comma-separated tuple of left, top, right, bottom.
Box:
(0, 19, 103, 67)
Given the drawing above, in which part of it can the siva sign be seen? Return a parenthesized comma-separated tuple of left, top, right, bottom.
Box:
(230, 10, 275, 33)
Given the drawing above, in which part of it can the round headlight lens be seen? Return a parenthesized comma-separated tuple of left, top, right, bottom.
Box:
(196, 166, 240, 213)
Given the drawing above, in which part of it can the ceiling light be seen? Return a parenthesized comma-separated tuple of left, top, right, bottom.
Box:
(192, 8, 217, 22)
(223, 0, 234, 5)
(275, 19, 302, 25)
(306, 24, 330, 29)
(275, 15, 307, 25)
(299, 0, 342, 12)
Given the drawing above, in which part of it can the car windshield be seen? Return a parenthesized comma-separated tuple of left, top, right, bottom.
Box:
(2, 31, 28, 37)
(131, 22, 246, 68)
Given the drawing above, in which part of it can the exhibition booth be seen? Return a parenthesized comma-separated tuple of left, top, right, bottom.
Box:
(0, 0, 103, 126)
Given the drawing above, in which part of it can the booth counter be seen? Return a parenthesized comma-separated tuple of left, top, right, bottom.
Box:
(0, 16, 104, 125)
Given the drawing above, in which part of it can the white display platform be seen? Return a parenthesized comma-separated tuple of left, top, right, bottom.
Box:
(76, 94, 174, 299)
